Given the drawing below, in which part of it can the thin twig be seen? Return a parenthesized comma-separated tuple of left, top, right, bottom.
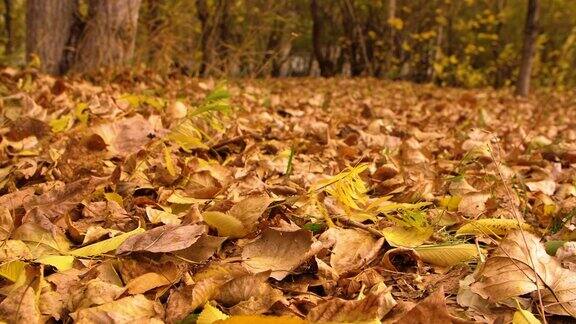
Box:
(331, 214, 385, 238)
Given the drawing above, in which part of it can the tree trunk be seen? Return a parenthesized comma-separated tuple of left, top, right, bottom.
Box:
(310, 0, 335, 77)
(26, 0, 76, 74)
(515, 0, 540, 97)
(196, 0, 229, 76)
(3, 0, 12, 55)
(71, 0, 142, 73)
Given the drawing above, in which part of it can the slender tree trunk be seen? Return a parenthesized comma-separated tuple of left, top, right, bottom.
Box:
(26, 0, 76, 74)
(144, 0, 164, 63)
(3, 0, 12, 55)
(71, 0, 142, 73)
(196, 0, 210, 76)
(310, 0, 335, 77)
(515, 0, 540, 97)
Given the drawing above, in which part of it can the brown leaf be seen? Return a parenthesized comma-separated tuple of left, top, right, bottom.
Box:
(68, 278, 124, 312)
(166, 263, 249, 322)
(0, 286, 41, 324)
(116, 224, 205, 254)
(242, 228, 322, 280)
(307, 282, 396, 322)
(320, 227, 385, 275)
(173, 234, 226, 263)
(216, 272, 284, 315)
(228, 195, 272, 230)
(471, 230, 576, 316)
(91, 114, 155, 157)
(69, 294, 164, 323)
(394, 287, 475, 324)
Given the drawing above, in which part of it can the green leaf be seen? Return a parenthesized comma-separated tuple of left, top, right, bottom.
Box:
(189, 84, 231, 117)
(68, 228, 145, 257)
(544, 240, 565, 256)
(415, 244, 483, 267)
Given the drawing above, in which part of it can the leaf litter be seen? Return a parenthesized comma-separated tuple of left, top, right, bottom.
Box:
(1, 72, 576, 322)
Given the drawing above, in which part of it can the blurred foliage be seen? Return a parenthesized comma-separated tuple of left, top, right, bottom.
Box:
(2, 0, 576, 88)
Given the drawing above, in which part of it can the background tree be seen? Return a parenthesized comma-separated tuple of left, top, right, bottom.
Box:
(71, 0, 142, 73)
(25, 0, 76, 74)
(5, 0, 576, 91)
(515, 0, 540, 96)
(25, 0, 141, 74)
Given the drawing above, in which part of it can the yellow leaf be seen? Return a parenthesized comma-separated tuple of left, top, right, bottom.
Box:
(202, 211, 245, 238)
(513, 300, 541, 324)
(219, 315, 308, 324)
(145, 206, 181, 225)
(0, 260, 26, 282)
(167, 191, 209, 205)
(74, 103, 89, 124)
(456, 219, 533, 236)
(415, 244, 483, 267)
(168, 119, 208, 151)
(36, 255, 74, 271)
(104, 192, 123, 206)
(49, 114, 72, 133)
(197, 303, 229, 324)
(311, 164, 369, 211)
(382, 226, 433, 247)
(68, 227, 145, 257)
(439, 196, 462, 211)
(163, 146, 177, 177)
(13, 223, 70, 254)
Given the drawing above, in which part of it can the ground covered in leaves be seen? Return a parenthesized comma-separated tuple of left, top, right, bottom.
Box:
(1, 69, 576, 323)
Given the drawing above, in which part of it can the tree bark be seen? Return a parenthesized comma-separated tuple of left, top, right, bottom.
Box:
(3, 0, 12, 55)
(515, 0, 540, 97)
(196, 0, 230, 76)
(310, 0, 336, 77)
(71, 0, 142, 73)
(26, 0, 76, 74)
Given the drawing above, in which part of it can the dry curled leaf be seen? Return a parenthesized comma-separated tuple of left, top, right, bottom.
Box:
(242, 228, 322, 280)
(307, 282, 396, 322)
(116, 224, 205, 254)
(471, 230, 576, 316)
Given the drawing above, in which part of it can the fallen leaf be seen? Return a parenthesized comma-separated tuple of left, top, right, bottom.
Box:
(394, 287, 474, 324)
(197, 303, 229, 324)
(216, 272, 284, 315)
(471, 230, 576, 316)
(0, 286, 41, 323)
(203, 195, 271, 238)
(242, 228, 321, 280)
(146, 206, 181, 225)
(69, 294, 164, 323)
(92, 114, 156, 156)
(320, 228, 384, 275)
(457, 193, 490, 218)
(116, 224, 205, 254)
(526, 179, 556, 196)
(69, 227, 145, 257)
(456, 218, 533, 236)
(125, 271, 181, 295)
(382, 226, 433, 247)
(415, 244, 483, 267)
(307, 282, 396, 322)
